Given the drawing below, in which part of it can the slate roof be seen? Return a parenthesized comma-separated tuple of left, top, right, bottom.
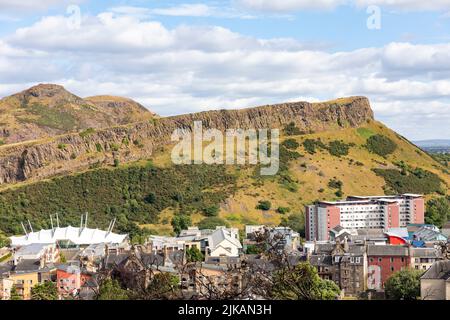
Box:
(367, 245, 409, 256)
(421, 261, 450, 280)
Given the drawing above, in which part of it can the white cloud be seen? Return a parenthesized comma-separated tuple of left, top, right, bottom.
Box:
(238, 0, 450, 12)
(1, 12, 450, 140)
(0, 0, 84, 13)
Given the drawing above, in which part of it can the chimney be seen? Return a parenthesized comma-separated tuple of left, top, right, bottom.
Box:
(39, 256, 45, 269)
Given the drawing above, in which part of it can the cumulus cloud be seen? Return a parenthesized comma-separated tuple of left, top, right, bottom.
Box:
(0, 0, 84, 13)
(1, 12, 449, 139)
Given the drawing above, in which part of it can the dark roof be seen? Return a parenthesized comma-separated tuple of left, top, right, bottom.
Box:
(421, 261, 450, 280)
(309, 254, 333, 267)
(13, 259, 41, 273)
(367, 245, 409, 257)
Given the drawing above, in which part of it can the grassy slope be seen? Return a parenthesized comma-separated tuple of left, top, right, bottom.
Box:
(0, 119, 448, 236)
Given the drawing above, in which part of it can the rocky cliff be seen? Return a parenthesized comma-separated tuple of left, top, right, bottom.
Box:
(0, 84, 155, 144)
(0, 96, 373, 185)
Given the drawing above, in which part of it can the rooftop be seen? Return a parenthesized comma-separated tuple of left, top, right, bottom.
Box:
(421, 261, 450, 280)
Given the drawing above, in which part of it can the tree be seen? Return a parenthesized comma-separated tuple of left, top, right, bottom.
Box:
(0, 233, 10, 248)
(197, 217, 229, 230)
(10, 285, 22, 300)
(202, 205, 220, 217)
(280, 213, 304, 236)
(425, 196, 450, 228)
(385, 269, 423, 300)
(31, 281, 58, 300)
(171, 214, 192, 235)
(186, 246, 204, 262)
(271, 262, 340, 300)
(96, 279, 129, 300)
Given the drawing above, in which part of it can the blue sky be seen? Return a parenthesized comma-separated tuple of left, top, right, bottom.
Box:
(0, 0, 450, 140)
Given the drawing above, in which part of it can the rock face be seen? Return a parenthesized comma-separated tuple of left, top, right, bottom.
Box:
(0, 84, 155, 144)
(0, 96, 373, 185)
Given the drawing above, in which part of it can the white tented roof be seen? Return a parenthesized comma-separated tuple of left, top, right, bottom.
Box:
(10, 226, 128, 246)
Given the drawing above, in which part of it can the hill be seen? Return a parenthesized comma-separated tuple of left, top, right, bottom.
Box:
(0, 84, 156, 145)
(0, 93, 448, 240)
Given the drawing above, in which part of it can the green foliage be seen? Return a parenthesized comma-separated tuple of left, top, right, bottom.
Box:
(303, 139, 326, 154)
(327, 140, 350, 157)
(122, 137, 130, 146)
(280, 212, 304, 236)
(18, 103, 77, 131)
(197, 217, 229, 230)
(186, 246, 204, 262)
(256, 200, 272, 211)
(425, 196, 450, 228)
(202, 205, 220, 217)
(327, 178, 343, 189)
(79, 128, 96, 138)
(365, 134, 397, 157)
(246, 244, 262, 254)
(373, 167, 443, 195)
(283, 122, 302, 136)
(110, 143, 120, 152)
(10, 285, 23, 300)
(142, 273, 180, 300)
(357, 127, 375, 139)
(282, 139, 299, 150)
(0, 164, 236, 236)
(113, 159, 120, 167)
(0, 139, 5, 146)
(0, 233, 11, 247)
(59, 253, 67, 263)
(97, 279, 129, 300)
(95, 143, 103, 152)
(276, 207, 290, 214)
(385, 269, 423, 300)
(57, 143, 67, 150)
(31, 281, 58, 300)
(171, 214, 192, 235)
(271, 262, 340, 300)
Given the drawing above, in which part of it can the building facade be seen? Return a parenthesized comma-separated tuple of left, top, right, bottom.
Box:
(305, 194, 424, 241)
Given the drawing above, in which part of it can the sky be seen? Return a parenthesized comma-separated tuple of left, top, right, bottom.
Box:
(0, 1, 450, 140)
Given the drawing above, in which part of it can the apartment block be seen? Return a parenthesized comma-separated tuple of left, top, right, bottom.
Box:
(305, 194, 424, 241)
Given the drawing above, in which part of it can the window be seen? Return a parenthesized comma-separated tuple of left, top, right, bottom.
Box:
(390, 257, 394, 263)
(391, 266, 395, 272)
(378, 258, 382, 262)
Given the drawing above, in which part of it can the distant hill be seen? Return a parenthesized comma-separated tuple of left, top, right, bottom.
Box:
(0, 90, 448, 238)
(0, 84, 156, 145)
(414, 140, 450, 147)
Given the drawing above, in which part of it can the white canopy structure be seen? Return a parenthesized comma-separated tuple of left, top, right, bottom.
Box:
(10, 226, 128, 246)
(10, 214, 127, 247)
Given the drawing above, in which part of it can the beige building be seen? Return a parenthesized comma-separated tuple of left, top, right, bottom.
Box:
(410, 247, 441, 272)
(0, 277, 14, 300)
(421, 260, 450, 300)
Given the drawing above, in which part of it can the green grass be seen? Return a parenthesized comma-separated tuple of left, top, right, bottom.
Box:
(17, 103, 78, 131)
(357, 127, 375, 139)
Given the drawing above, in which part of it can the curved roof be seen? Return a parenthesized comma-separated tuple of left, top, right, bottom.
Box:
(10, 226, 127, 246)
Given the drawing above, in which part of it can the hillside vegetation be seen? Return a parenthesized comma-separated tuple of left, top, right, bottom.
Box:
(0, 118, 447, 238)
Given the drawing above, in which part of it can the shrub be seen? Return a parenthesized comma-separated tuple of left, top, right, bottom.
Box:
(283, 122, 302, 136)
(202, 205, 220, 217)
(110, 143, 120, 152)
(282, 139, 300, 150)
(57, 143, 67, 150)
(79, 128, 96, 138)
(113, 159, 120, 167)
(277, 207, 290, 214)
(373, 168, 443, 194)
(365, 134, 397, 157)
(327, 140, 350, 157)
(171, 214, 192, 235)
(256, 200, 272, 211)
(303, 139, 326, 154)
(197, 217, 229, 230)
(95, 143, 103, 152)
(328, 178, 343, 189)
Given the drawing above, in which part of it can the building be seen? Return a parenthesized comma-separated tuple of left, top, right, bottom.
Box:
(309, 241, 367, 297)
(56, 264, 92, 298)
(410, 247, 441, 271)
(5, 271, 39, 300)
(10, 226, 128, 247)
(0, 277, 13, 300)
(207, 227, 242, 258)
(305, 194, 425, 241)
(421, 260, 450, 300)
(13, 243, 59, 266)
(367, 245, 410, 290)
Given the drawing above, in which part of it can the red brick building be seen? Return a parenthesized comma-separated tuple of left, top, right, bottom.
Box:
(367, 245, 410, 290)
